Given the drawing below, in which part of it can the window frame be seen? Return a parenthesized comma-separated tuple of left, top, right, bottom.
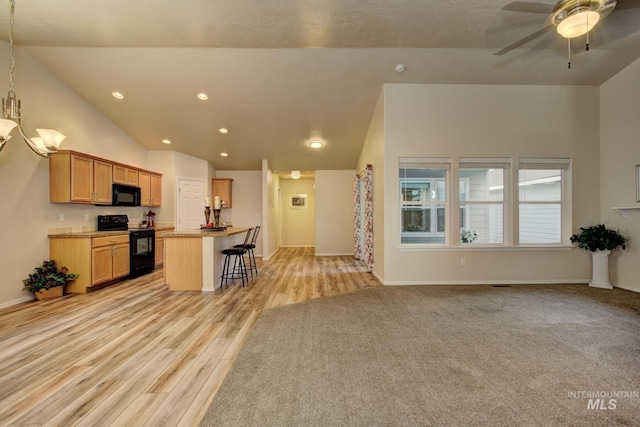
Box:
(517, 157, 571, 246)
(399, 158, 451, 246)
(458, 158, 511, 246)
(397, 157, 571, 249)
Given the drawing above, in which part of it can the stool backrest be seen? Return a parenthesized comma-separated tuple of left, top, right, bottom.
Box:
(250, 226, 261, 245)
(242, 227, 253, 246)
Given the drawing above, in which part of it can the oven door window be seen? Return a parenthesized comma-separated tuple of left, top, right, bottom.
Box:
(134, 237, 153, 256)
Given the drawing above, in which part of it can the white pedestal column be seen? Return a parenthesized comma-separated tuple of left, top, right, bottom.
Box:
(589, 250, 612, 289)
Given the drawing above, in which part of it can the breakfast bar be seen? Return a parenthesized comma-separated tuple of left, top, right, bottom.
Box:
(163, 227, 248, 291)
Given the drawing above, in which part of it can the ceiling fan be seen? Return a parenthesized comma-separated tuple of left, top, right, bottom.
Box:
(495, 0, 640, 57)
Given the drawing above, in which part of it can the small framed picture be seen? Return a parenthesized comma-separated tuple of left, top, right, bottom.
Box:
(289, 194, 308, 209)
(636, 165, 640, 203)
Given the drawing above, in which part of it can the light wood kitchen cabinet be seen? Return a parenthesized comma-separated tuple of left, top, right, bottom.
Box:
(50, 151, 113, 204)
(49, 233, 130, 293)
(212, 178, 233, 208)
(91, 235, 130, 285)
(140, 171, 162, 207)
(154, 228, 175, 268)
(113, 164, 138, 186)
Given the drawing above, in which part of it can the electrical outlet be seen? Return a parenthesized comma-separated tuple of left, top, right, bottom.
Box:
(59, 214, 64, 222)
(460, 258, 466, 266)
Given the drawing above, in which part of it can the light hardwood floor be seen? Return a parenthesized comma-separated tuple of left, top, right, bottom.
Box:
(0, 247, 380, 426)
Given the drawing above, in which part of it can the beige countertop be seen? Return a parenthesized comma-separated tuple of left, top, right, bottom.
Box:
(49, 225, 175, 239)
(163, 227, 248, 238)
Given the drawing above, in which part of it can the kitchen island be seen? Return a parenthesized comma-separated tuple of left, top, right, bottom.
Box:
(163, 227, 249, 291)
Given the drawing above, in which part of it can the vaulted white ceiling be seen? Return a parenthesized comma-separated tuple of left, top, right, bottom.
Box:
(1, 0, 639, 170)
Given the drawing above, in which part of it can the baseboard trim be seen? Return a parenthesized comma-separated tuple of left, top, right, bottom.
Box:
(612, 282, 640, 293)
(382, 279, 591, 286)
(0, 295, 33, 309)
(262, 247, 280, 261)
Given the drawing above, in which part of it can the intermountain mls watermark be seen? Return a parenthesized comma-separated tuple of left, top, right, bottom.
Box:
(568, 390, 640, 410)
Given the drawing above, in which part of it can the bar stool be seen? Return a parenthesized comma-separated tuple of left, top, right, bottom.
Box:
(220, 228, 252, 288)
(234, 225, 260, 277)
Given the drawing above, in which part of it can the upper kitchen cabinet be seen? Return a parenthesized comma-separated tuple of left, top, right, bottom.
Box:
(113, 164, 138, 187)
(212, 178, 233, 208)
(139, 171, 162, 207)
(50, 151, 113, 204)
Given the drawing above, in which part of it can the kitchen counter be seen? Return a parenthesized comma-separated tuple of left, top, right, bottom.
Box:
(48, 225, 175, 238)
(164, 227, 250, 292)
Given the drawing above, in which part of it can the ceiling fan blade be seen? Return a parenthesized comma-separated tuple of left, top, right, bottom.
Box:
(501, 1, 554, 14)
(614, 0, 640, 10)
(494, 26, 552, 55)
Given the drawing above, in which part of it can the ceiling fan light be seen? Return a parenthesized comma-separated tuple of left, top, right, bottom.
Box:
(557, 10, 600, 38)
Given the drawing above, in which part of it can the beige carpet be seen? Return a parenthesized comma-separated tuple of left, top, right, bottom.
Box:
(200, 284, 640, 426)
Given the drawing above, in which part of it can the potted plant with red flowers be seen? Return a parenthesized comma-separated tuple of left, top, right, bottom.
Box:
(22, 260, 79, 300)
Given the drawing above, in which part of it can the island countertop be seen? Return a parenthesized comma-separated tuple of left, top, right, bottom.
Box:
(163, 227, 248, 238)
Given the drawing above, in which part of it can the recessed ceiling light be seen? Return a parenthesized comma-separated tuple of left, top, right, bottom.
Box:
(309, 140, 324, 149)
(291, 170, 301, 179)
(197, 93, 208, 100)
(112, 91, 124, 99)
(220, 152, 228, 157)
(219, 128, 228, 134)
(162, 139, 171, 145)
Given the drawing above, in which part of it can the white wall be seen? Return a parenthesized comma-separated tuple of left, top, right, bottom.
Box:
(315, 170, 356, 255)
(600, 57, 640, 292)
(378, 84, 600, 285)
(215, 170, 263, 256)
(279, 179, 315, 247)
(262, 160, 279, 260)
(0, 44, 150, 307)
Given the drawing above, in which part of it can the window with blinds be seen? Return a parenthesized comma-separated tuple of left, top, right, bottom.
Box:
(399, 158, 450, 244)
(459, 158, 511, 244)
(518, 158, 571, 244)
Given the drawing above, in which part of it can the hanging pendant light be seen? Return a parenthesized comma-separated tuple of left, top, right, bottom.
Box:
(0, 0, 65, 157)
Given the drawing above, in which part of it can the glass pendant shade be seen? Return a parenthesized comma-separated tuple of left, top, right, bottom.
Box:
(36, 128, 66, 149)
(557, 11, 600, 38)
(30, 137, 47, 152)
(0, 118, 18, 139)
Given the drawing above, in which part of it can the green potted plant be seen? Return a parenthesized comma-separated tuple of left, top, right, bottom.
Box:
(22, 260, 79, 300)
(570, 224, 627, 289)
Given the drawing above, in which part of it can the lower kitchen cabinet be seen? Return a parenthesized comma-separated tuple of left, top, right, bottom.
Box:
(91, 235, 130, 285)
(49, 233, 130, 294)
(154, 228, 175, 268)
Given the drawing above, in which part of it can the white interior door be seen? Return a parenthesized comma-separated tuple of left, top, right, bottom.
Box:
(177, 178, 205, 231)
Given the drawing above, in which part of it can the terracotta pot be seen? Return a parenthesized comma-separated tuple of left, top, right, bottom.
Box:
(34, 286, 64, 301)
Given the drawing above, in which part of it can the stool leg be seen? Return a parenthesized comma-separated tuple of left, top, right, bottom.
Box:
(239, 253, 247, 287)
(250, 248, 257, 276)
(221, 254, 230, 288)
(246, 249, 255, 277)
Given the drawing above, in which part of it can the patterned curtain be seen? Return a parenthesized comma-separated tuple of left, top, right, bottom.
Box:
(354, 164, 373, 271)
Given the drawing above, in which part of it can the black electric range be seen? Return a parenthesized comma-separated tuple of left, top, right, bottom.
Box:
(97, 215, 155, 278)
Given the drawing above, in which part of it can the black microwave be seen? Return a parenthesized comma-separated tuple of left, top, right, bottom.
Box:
(112, 184, 141, 206)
